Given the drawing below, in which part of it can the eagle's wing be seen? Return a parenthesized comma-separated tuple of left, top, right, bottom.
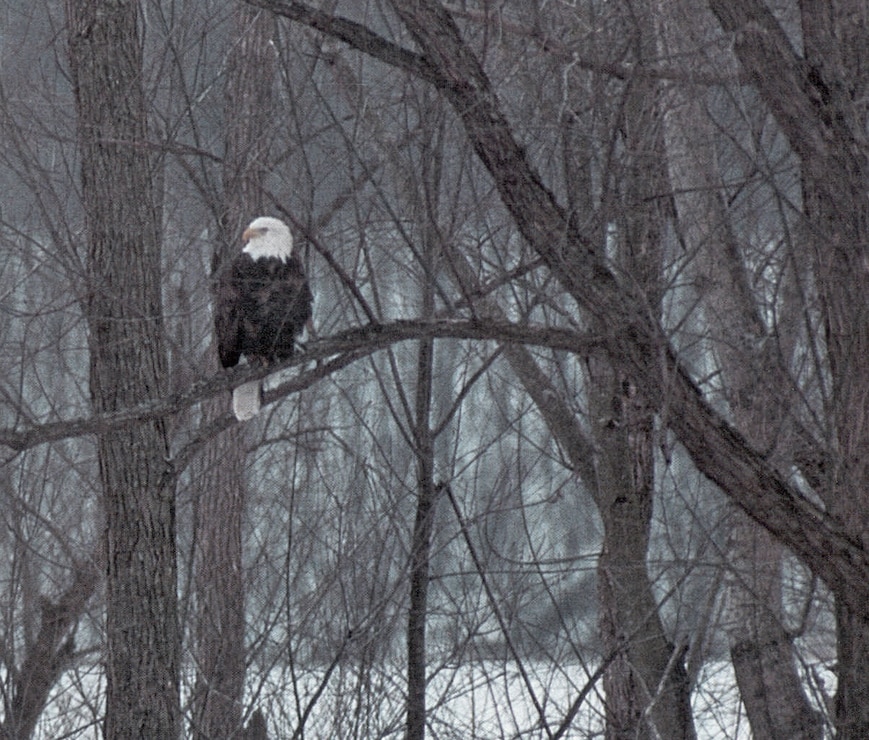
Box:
(214, 263, 243, 368)
(282, 256, 313, 330)
(258, 256, 312, 360)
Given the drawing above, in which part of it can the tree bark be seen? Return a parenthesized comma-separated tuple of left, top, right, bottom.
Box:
(0, 560, 99, 739)
(191, 8, 278, 739)
(405, 334, 435, 740)
(590, 358, 694, 740)
(727, 524, 823, 740)
(405, 111, 442, 740)
(191, 437, 247, 740)
(798, 8, 869, 733)
(655, 3, 823, 736)
(591, 35, 693, 735)
(705, 2, 869, 736)
(66, 1, 180, 736)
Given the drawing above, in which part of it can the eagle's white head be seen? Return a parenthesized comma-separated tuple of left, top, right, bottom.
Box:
(242, 216, 294, 261)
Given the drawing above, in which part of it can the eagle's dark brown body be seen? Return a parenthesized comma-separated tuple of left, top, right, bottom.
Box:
(215, 252, 312, 369)
(214, 216, 312, 420)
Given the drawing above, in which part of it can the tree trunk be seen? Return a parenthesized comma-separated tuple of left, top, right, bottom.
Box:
(591, 22, 694, 735)
(66, 1, 180, 736)
(191, 437, 247, 739)
(835, 602, 869, 740)
(590, 358, 694, 740)
(804, 177, 869, 738)
(655, 3, 823, 736)
(405, 113, 442, 740)
(0, 561, 99, 739)
(705, 2, 869, 735)
(405, 335, 435, 740)
(799, 7, 869, 734)
(191, 8, 277, 739)
(728, 522, 823, 740)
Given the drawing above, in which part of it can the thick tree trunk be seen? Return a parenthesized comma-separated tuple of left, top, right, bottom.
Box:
(192, 9, 277, 739)
(191, 437, 247, 739)
(66, 1, 180, 736)
(835, 602, 869, 740)
(590, 358, 694, 740)
(804, 184, 869, 738)
(727, 523, 823, 740)
(591, 27, 694, 735)
(655, 4, 823, 736)
(704, 3, 869, 736)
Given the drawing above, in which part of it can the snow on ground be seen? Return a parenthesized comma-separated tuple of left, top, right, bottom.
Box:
(31, 659, 832, 738)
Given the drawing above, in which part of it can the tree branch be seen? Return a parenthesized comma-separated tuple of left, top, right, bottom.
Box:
(1, 557, 99, 739)
(705, 0, 853, 191)
(0, 319, 603, 453)
(244, 0, 445, 86)
(240, 0, 869, 613)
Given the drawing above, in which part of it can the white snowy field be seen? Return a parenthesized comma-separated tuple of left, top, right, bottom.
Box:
(30, 658, 833, 739)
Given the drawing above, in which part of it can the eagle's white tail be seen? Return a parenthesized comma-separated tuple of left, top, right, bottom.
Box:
(232, 380, 261, 421)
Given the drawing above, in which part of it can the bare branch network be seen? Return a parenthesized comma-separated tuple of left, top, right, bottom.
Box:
(4, 0, 869, 735)
(0, 319, 603, 453)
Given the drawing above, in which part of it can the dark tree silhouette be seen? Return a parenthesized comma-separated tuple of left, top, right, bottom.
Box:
(66, 0, 181, 735)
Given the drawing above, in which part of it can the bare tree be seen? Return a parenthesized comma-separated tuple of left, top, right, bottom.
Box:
(404, 99, 442, 740)
(3, 0, 868, 737)
(245, 0, 869, 736)
(701, 2, 869, 736)
(66, 0, 180, 735)
(589, 10, 694, 734)
(655, 4, 824, 737)
(0, 556, 99, 739)
(190, 7, 279, 739)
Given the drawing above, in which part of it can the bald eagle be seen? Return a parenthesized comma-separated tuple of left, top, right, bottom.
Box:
(215, 216, 313, 421)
